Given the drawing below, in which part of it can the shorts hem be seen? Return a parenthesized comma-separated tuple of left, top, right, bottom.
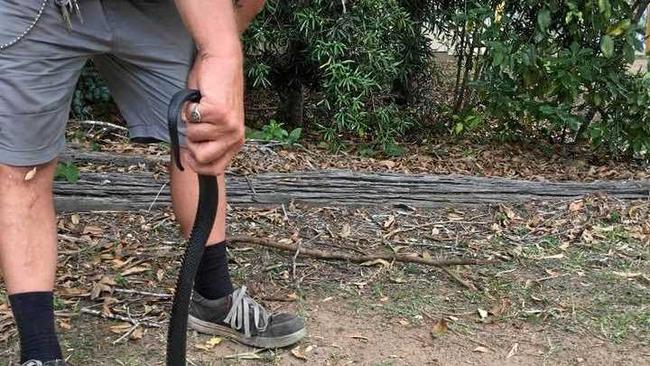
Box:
(0, 139, 66, 167)
(0, 104, 69, 166)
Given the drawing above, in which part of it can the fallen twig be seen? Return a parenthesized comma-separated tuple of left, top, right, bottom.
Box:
(113, 288, 172, 299)
(229, 235, 493, 267)
(80, 307, 162, 328)
(441, 267, 478, 291)
(383, 219, 489, 239)
(76, 120, 128, 131)
(58, 234, 102, 255)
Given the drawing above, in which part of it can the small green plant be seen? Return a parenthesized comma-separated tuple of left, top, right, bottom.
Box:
(249, 119, 302, 145)
(54, 162, 80, 183)
(114, 274, 128, 287)
(53, 295, 65, 311)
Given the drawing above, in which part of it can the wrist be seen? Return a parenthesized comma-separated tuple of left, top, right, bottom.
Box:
(197, 38, 243, 61)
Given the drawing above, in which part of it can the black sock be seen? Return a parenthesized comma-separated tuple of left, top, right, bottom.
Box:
(194, 241, 234, 300)
(9, 292, 63, 363)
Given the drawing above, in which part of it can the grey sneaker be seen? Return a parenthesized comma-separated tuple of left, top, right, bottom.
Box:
(188, 286, 307, 348)
(21, 361, 66, 366)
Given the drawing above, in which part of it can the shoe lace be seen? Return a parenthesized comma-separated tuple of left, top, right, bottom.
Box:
(223, 286, 270, 337)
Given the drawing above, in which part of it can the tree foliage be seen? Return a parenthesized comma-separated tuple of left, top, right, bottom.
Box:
(243, 0, 435, 151)
(431, 0, 649, 157)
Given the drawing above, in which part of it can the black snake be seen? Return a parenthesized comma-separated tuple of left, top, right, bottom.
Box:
(166, 89, 219, 366)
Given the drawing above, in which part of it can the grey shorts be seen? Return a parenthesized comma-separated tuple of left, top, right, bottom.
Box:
(0, 0, 195, 166)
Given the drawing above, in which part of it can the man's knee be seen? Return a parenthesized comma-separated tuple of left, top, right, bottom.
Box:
(0, 160, 58, 194)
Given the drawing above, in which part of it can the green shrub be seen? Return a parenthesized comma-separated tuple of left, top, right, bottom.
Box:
(243, 0, 434, 150)
(434, 0, 649, 157)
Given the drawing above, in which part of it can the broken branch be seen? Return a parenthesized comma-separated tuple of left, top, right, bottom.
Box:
(228, 235, 494, 267)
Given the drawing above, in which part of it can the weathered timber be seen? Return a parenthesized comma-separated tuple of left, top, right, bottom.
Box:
(60, 149, 168, 168)
(53, 170, 650, 212)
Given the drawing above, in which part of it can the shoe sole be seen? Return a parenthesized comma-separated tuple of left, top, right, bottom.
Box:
(188, 315, 307, 349)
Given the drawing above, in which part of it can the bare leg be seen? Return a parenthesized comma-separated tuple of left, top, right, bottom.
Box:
(170, 149, 227, 241)
(0, 161, 58, 295)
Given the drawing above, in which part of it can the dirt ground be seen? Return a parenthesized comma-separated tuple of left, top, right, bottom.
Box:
(1, 129, 649, 365)
(2, 196, 648, 365)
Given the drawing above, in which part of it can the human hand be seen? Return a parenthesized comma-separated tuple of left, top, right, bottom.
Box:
(184, 50, 245, 176)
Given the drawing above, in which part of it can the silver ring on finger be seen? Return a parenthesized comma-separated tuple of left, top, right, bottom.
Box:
(190, 103, 202, 123)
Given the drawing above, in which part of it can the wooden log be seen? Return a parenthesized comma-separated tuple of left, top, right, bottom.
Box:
(53, 169, 650, 212)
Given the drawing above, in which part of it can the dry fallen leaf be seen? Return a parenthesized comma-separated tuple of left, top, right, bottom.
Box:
(156, 269, 165, 282)
(473, 346, 490, 353)
(379, 159, 396, 169)
(58, 319, 72, 330)
(194, 337, 222, 351)
(110, 323, 133, 334)
(488, 298, 511, 317)
(130, 327, 143, 340)
(83, 225, 103, 236)
(206, 337, 223, 347)
(383, 215, 395, 229)
(121, 266, 149, 277)
(339, 223, 352, 238)
(360, 258, 391, 268)
(291, 346, 308, 361)
(194, 344, 212, 351)
(569, 200, 584, 212)
(24, 167, 37, 181)
(430, 318, 448, 338)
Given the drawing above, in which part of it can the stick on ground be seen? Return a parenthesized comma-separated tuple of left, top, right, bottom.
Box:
(228, 235, 493, 267)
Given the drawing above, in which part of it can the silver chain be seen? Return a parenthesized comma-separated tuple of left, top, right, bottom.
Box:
(0, 0, 50, 52)
(0, 0, 82, 53)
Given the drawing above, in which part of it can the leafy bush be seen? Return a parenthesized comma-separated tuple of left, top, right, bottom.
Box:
(243, 0, 434, 150)
(433, 0, 650, 157)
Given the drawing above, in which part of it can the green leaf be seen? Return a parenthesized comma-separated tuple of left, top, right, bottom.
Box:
(537, 9, 551, 32)
(55, 162, 80, 183)
(598, 0, 611, 17)
(600, 35, 614, 58)
(607, 20, 630, 37)
(288, 128, 302, 144)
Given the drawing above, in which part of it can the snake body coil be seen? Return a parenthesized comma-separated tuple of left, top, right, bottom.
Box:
(166, 90, 218, 366)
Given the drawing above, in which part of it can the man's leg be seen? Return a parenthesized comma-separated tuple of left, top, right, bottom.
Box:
(0, 161, 63, 362)
(1, 1, 112, 362)
(169, 0, 268, 301)
(170, 150, 234, 300)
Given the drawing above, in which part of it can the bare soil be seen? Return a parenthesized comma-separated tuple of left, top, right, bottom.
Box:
(2, 196, 648, 365)
(2, 130, 649, 365)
